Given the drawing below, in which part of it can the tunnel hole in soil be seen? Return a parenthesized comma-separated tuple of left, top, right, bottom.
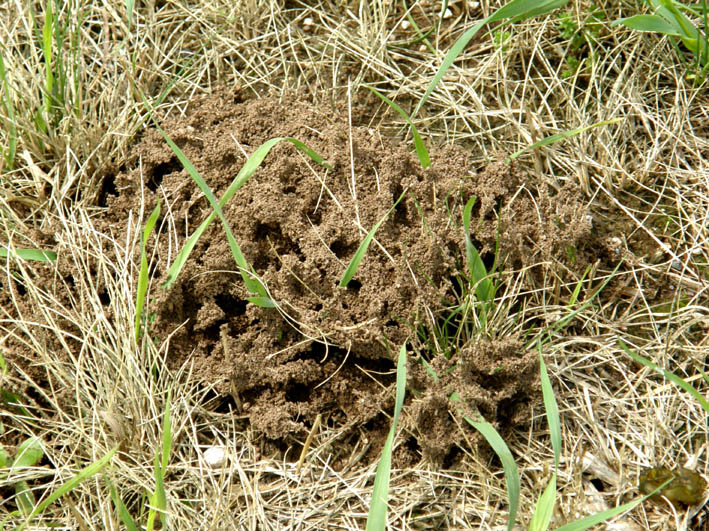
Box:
(148, 157, 181, 192)
(285, 382, 311, 403)
(330, 238, 355, 260)
(97, 173, 117, 207)
(214, 293, 247, 316)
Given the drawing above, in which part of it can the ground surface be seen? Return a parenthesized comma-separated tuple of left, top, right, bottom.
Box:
(2, 1, 709, 529)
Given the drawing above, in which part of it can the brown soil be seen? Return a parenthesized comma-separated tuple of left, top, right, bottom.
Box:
(3, 87, 600, 465)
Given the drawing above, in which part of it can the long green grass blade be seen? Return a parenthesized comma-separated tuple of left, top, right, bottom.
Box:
(0, 51, 17, 170)
(42, 3, 54, 120)
(364, 85, 430, 168)
(539, 347, 561, 469)
(109, 480, 139, 531)
(339, 189, 407, 288)
(415, 0, 568, 116)
(507, 119, 622, 162)
(618, 338, 709, 414)
(554, 480, 672, 531)
(135, 201, 161, 340)
(462, 417, 520, 531)
(0, 248, 57, 262)
(148, 389, 172, 529)
(155, 125, 266, 299)
(162, 137, 330, 293)
(19, 445, 119, 531)
(529, 345, 562, 530)
(462, 197, 494, 302)
(366, 344, 407, 531)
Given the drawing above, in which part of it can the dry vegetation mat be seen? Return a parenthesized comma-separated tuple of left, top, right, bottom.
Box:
(1, 0, 709, 529)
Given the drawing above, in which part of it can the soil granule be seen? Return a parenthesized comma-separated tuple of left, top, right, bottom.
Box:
(5, 87, 596, 464)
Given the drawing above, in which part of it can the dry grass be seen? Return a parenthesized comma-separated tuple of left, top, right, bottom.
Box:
(1, 0, 708, 529)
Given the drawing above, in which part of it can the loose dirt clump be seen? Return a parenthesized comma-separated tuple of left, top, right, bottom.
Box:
(5, 86, 596, 464)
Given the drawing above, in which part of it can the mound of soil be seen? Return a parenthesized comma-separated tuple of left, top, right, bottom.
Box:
(5, 87, 595, 463)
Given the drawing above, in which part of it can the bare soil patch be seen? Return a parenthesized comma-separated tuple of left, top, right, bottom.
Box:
(5, 87, 599, 465)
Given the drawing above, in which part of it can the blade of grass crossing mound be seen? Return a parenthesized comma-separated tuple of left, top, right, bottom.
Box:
(18, 445, 119, 531)
(162, 137, 330, 293)
(340, 189, 407, 288)
(462, 416, 520, 531)
(155, 125, 266, 300)
(366, 344, 407, 531)
(364, 85, 430, 168)
(529, 343, 562, 530)
(618, 338, 709, 414)
(135, 200, 161, 340)
(414, 0, 568, 117)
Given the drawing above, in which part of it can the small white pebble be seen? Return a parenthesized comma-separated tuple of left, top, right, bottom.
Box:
(203, 446, 226, 469)
(303, 17, 314, 29)
(469, 1, 480, 8)
(418, 44, 427, 52)
(400, 20, 410, 30)
(443, 8, 453, 19)
(585, 214, 593, 228)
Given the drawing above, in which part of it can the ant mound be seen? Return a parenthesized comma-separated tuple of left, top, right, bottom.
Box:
(102, 87, 592, 463)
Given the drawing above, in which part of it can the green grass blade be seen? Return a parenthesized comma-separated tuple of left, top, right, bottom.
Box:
(554, 480, 671, 531)
(13, 437, 44, 468)
(415, 0, 568, 116)
(0, 248, 57, 262)
(15, 481, 36, 516)
(612, 14, 680, 35)
(539, 345, 561, 469)
(135, 200, 161, 340)
(529, 473, 556, 531)
(0, 51, 17, 170)
(125, 0, 135, 31)
(618, 338, 709, 414)
(19, 445, 119, 531)
(529, 344, 562, 530)
(42, 2, 54, 120)
(366, 344, 407, 531)
(462, 417, 520, 531)
(525, 260, 623, 350)
(162, 137, 330, 292)
(364, 85, 430, 168)
(108, 479, 139, 531)
(463, 197, 494, 302)
(147, 390, 171, 530)
(160, 390, 172, 474)
(339, 189, 407, 288)
(155, 125, 265, 298)
(568, 266, 590, 306)
(507, 119, 622, 162)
